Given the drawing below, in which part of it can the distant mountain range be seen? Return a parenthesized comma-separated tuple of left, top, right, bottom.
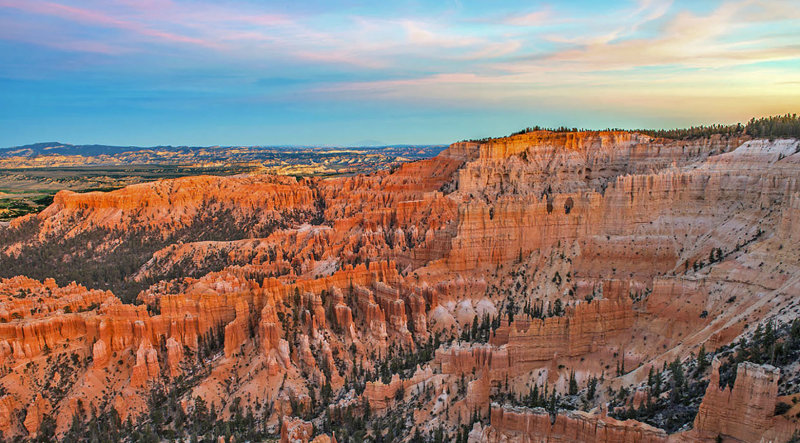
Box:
(0, 142, 446, 172)
(0, 142, 444, 158)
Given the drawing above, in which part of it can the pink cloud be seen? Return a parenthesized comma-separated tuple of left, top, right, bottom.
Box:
(0, 0, 217, 48)
(402, 20, 480, 48)
(503, 9, 552, 26)
(110, 0, 292, 27)
(0, 13, 130, 54)
(498, 0, 800, 73)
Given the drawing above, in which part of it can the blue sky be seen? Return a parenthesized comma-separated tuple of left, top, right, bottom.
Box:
(1, 0, 798, 147)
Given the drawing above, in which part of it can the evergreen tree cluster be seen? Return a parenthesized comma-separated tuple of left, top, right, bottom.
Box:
(466, 114, 800, 143)
(634, 114, 800, 140)
(460, 314, 500, 343)
(521, 298, 565, 320)
(745, 114, 800, 139)
(611, 356, 708, 433)
(717, 319, 800, 391)
(324, 399, 370, 442)
(60, 388, 272, 443)
(0, 205, 316, 302)
(636, 123, 743, 140)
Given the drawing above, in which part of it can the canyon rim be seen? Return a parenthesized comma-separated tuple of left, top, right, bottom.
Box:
(1, 1, 800, 442)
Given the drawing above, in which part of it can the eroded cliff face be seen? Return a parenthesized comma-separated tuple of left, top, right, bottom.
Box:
(456, 131, 746, 198)
(685, 359, 795, 442)
(474, 360, 797, 443)
(42, 174, 316, 233)
(440, 135, 794, 275)
(476, 404, 668, 443)
(0, 131, 798, 441)
(0, 259, 437, 436)
(433, 278, 635, 385)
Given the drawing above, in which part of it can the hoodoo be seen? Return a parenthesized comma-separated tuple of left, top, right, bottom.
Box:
(1, 124, 799, 441)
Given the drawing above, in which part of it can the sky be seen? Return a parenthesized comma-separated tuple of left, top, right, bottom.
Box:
(1, 0, 799, 147)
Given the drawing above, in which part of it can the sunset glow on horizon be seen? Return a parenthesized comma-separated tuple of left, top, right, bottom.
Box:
(1, 0, 799, 147)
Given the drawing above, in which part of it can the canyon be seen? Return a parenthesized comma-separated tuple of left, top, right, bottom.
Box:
(0, 129, 798, 441)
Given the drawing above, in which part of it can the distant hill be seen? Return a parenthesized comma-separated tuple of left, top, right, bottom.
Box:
(0, 142, 446, 170)
(0, 142, 445, 158)
(0, 142, 151, 157)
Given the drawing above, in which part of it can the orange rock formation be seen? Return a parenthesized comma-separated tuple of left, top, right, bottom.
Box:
(687, 359, 796, 442)
(478, 404, 668, 442)
(0, 131, 798, 441)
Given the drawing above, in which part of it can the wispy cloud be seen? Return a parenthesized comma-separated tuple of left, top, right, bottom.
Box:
(0, 0, 798, 146)
(0, 0, 217, 48)
(503, 8, 552, 27)
(306, 0, 800, 125)
(496, 0, 800, 73)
